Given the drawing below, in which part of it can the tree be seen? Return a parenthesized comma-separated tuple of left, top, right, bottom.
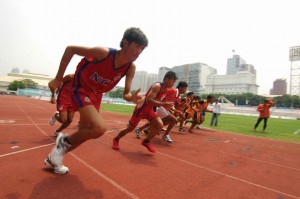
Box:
(8, 80, 26, 91)
(8, 79, 38, 91)
(22, 79, 38, 89)
(107, 87, 124, 98)
(274, 94, 300, 108)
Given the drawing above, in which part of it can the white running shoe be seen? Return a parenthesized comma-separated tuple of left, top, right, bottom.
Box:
(135, 128, 141, 139)
(44, 154, 69, 174)
(44, 133, 70, 174)
(162, 134, 173, 143)
(196, 125, 201, 129)
(49, 111, 59, 126)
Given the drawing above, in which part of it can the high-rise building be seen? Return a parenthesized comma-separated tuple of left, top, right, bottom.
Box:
(11, 67, 20, 73)
(205, 55, 259, 94)
(158, 67, 171, 81)
(169, 63, 217, 94)
(226, 55, 246, 75)
(289, 45, 300, 96)
(205, 72, 258, 94)
(270, 78, 287, 95)
(238, 64, 256, 77)
(136, 55, 258, 95)
(146, 73, 158, 90)
(131, 71, 148, 92)
(131, 71, 158, 93)
(205, 54, 258, 94)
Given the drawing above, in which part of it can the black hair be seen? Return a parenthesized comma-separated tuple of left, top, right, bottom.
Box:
(187, 91, 194, 96)
(120, 27, 148, 48)
(176, 81, 188, 89)
(193, 96, 200, 100)
(163, 71, 177, 80)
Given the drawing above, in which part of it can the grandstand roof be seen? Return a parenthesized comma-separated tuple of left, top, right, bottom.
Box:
(0, 72, 53, 87)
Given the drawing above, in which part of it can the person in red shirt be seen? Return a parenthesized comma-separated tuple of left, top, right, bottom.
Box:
(171, 81, 188, 132)
(254, 98, 274, 131)
(179, 91, 194, 131)
(134, 88, 177, 143)
(134, 81, 188, 141)
(112, 71, 177, 152)
(49, 74, 76, 137)
(44, 27, 148, 174)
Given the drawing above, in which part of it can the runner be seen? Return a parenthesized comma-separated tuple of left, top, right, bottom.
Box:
(49, 74, 76, 137)
(112, 71, 177, 152)
(195, 95, 214, 130)
(44, 27, 148, 174)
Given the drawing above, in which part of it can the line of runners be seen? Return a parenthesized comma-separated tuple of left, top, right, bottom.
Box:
(44, 27, 214, 175)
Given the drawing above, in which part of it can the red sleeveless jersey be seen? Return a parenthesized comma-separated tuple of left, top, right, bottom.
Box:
(57, 80, 75, 112)
(145, 82, 167, 102)
(73, 48, 132, 93)
(133, 82, 167, 116)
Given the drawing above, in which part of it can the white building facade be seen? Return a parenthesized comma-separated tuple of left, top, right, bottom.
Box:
(133, 55, 259, 95)
(289, 45, 300, 96)
(131, 71, 148, 92)
(0, 72, 52, 91)
(164, 63, 217, 94)
(205, 71, 258, 94)
(158, 67, 171, 82)
(226, 55, 246, 75)
(146, 73, 158, 90)
(204, 54, 258, 94)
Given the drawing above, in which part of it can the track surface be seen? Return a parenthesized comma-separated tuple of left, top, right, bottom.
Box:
(0, 95, 300, 199)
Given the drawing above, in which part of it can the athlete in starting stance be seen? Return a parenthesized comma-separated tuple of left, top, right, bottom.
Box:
(112, 71, 177, 152)
(44, 27, 148, 174)
(49, 74, 76, 137)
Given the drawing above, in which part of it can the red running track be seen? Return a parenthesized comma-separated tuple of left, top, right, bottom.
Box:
(0, 95, 300, 199)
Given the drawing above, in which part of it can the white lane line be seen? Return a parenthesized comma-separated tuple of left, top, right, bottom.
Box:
(0, 119, 22, 120)
(1, 122, 121, 126)
(0, 134, 139, 198)
(3, 101, 140, 199)
(218, 148, 300, 171)
(104, 131, 300, 171)
(157, 151, 300, 199)
(0, 143, 53, 158)
(1, 129, 298, 198)
(16, 104, 50, 137)
(0, 120, 15, 123)
(293, 128, 300, 135)
(103, 132, 300, 199)
(183, 141, 300, 171)
(0, 102, 54, 158)
(70, 153, 139, 199)
(3, 104, 298, 199)
(0, 123, 56, 126)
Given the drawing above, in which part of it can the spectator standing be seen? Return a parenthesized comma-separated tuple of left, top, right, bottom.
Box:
(253, 98, 274, 131)
(210, 98, 221, 126)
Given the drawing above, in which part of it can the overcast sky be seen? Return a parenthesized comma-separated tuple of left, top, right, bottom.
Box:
(0, 0, 299, 95)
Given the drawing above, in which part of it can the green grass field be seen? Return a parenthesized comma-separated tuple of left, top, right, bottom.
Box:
(101, 103, 300, 143)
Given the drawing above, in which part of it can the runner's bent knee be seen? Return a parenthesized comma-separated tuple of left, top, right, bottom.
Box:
(90, 124, 107, 138)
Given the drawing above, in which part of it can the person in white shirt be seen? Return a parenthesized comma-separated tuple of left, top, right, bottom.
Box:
(210, 98, 221, 126)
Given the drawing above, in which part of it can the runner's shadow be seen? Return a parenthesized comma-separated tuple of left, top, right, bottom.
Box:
(118, 150, 157, 167)
(28, 173, 103, 199)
